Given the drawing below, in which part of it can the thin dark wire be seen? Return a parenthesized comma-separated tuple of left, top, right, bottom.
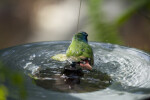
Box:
(77, 0, 82, 32)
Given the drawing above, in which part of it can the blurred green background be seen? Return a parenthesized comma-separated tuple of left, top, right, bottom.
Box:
(0, 0, 150, 51)
(0, 0, 150, 99)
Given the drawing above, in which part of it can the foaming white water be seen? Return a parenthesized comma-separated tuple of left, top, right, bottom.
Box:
(24, 62, 40, 75)
(94, 43, 150, 88)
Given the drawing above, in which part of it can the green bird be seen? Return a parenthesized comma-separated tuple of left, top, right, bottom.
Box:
(66, 32, 94, 70)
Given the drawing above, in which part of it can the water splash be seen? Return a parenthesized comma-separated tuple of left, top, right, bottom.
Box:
(93, 43, 150, 89)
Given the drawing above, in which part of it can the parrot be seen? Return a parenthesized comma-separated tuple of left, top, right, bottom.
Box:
(66, 32, 94, 70)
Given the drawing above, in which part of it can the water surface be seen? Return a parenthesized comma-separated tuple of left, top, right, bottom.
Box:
(0, 41, 150, 100)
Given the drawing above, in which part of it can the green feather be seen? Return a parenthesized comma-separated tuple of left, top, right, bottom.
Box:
(66, 32, 94, 65)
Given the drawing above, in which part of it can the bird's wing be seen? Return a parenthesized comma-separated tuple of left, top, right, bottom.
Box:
(66, 41, 93, 64)
(51, 54, 67, 61)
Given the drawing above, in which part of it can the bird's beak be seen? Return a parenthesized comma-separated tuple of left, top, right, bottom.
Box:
(80, 62, 92, 70)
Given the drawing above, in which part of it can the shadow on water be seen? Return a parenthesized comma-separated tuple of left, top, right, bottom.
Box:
(24, 76, 83, 100)
(29, 66, 112, 93)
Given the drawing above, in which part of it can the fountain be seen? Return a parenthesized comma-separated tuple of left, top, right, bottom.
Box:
(0, 41, 150, 100)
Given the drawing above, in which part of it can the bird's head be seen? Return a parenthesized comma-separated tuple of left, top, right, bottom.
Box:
(73, 31, 88, 43)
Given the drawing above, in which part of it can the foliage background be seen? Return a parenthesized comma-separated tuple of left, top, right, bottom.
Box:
(0, 0, 150, 51)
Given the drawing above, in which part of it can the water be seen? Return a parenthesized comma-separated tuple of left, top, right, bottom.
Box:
(0, 41, 150, 100)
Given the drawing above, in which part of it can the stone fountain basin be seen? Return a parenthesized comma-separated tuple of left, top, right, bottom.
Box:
(0, 41, 150, 100)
